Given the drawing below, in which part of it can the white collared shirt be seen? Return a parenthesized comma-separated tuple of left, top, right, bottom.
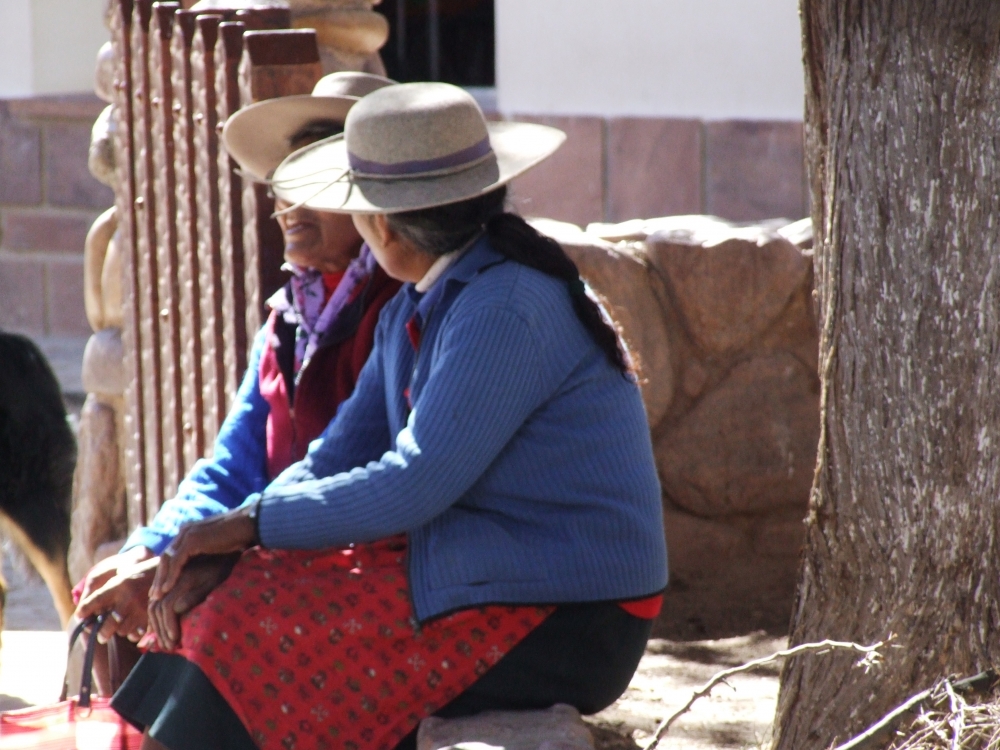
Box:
(415, 250, 460, 293)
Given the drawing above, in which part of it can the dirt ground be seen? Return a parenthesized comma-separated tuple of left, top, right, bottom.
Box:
(587, 633, 785, 750)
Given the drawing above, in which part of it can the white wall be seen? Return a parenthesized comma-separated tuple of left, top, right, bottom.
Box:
(495, 0, 805, 120)
(0, 0, 108, 97)
(0, 0, 35, 97)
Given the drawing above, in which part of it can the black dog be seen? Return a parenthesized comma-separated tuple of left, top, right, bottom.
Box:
(0, 331, 76, 629)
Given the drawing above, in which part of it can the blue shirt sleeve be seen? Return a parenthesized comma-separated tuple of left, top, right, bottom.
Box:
(122, 329, 272, 555)
(257, 305, 550, 549)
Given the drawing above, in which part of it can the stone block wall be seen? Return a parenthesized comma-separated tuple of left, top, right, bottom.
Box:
(538, 216, 817, 640)
(0, 94, 112, 343)
(509, 115, 806, 227)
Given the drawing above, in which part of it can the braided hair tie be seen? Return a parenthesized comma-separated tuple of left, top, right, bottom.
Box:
(567, 278, 587, 297)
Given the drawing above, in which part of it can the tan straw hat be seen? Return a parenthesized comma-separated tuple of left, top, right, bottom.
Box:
(222, 71, 396, 181)
(270, 82, 566, 214)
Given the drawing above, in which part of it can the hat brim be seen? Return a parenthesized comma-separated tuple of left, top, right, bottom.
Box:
(222, 95, 358, 181)
(270, 121, 566, 214)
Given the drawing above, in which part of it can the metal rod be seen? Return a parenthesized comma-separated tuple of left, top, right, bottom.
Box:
(428, 0, 440, 81)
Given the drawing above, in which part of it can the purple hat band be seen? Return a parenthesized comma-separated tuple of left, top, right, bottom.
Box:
(348, 136, 493, 178)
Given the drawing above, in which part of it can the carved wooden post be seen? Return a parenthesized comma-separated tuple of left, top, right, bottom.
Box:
(110, 0, 147, 529)
(216, 20, 249, 405)
(170, 8, 204, 474)
(131, 0, 167, 517)
(149, 1, 184, 499)
(239, 29, 322, 343)
(191, 14, 228, 448)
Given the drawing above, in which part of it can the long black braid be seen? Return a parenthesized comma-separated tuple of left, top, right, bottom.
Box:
(386, 186, 632, 376)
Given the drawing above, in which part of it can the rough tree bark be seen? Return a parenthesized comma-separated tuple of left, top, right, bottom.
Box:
(772, 3, 1000, 748)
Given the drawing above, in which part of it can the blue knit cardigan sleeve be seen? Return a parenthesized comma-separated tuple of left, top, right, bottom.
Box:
(267, 318, 393, 489)
(257, 303, 550, 549)
(121, 330, 271, 555)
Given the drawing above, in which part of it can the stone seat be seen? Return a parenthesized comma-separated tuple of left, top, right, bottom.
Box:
(417, 704, 594, 750)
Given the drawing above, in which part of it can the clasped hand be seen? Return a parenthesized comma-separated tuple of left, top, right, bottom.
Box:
(146, 505, 258, 650)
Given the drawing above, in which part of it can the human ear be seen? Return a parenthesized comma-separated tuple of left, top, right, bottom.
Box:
(372, 214, 397, 247)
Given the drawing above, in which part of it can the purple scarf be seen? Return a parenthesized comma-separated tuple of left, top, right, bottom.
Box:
(267, 244, 376, 378)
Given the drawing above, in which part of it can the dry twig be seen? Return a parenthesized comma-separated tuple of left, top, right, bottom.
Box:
(835, 671, 999, 750)
(645, 638, 885, 750)
(832, 686, 935, 750)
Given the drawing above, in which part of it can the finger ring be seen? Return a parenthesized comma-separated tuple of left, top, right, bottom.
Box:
(136, 626, 145, 635)
(110, 611, 123, 623)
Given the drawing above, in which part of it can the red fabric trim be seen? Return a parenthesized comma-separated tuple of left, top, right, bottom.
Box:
(406, 316, 421, 351)
(617, 594, 663, 619)
(258, 316, 295, 480)
(321, 271, 346, 303)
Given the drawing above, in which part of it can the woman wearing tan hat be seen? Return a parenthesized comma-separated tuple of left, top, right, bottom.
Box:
(108, 83, 668, 750)
(75, 72, 401, 689)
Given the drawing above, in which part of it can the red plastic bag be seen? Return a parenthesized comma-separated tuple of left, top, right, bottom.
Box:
(0, 697, 142, 749)
(0, 615, 143, 749)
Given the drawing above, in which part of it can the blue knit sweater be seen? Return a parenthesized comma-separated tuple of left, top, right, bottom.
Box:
(254, 238, 668, 622)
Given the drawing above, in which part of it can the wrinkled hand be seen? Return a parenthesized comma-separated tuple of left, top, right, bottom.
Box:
(76, 546, 153, 605)
(150, 506, 257, 604)
(148, 554, 240, 652)
(76, 551, 158, 645)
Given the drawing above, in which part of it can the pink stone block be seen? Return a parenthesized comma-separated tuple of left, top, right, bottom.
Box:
(1, 210, 92, 253)
(607, 117, 702, 221)
(46, 260, 91, 336)
(45, 122, 115, 209)
(507, 115, 604, 227)
(0, 106, 42, 206)
(7, 93, 107, 121)
(0, 256, 46, 334)
(705, 120, 805, 222)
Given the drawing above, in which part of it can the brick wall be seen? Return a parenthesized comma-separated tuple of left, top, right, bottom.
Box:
(509, 115, 806, 228)
(0, 94, 112, 340)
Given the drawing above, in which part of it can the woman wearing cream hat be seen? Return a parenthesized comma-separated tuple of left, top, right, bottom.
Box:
(108, 82, 668, 750)
(75, 71, 400, 690)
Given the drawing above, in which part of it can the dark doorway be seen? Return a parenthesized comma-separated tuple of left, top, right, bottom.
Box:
(377, 0, 495, 86)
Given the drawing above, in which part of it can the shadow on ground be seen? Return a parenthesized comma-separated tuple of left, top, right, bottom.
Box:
(0, 695, 31, 711)
(587, 632, 785, 750)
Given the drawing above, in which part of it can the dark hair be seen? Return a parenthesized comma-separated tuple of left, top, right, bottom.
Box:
(288, 119, 344, 150)
(386, 187, 632, 376)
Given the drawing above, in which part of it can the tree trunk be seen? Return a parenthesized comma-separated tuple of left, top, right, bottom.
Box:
(772, 3, 1000, 748)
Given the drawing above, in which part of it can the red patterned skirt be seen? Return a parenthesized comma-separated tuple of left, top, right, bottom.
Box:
(156, 538, 552, 750)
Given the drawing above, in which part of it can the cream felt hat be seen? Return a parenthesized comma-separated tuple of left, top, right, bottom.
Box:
(222, 71, 396, 181)
(270, 82, 566, 214)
